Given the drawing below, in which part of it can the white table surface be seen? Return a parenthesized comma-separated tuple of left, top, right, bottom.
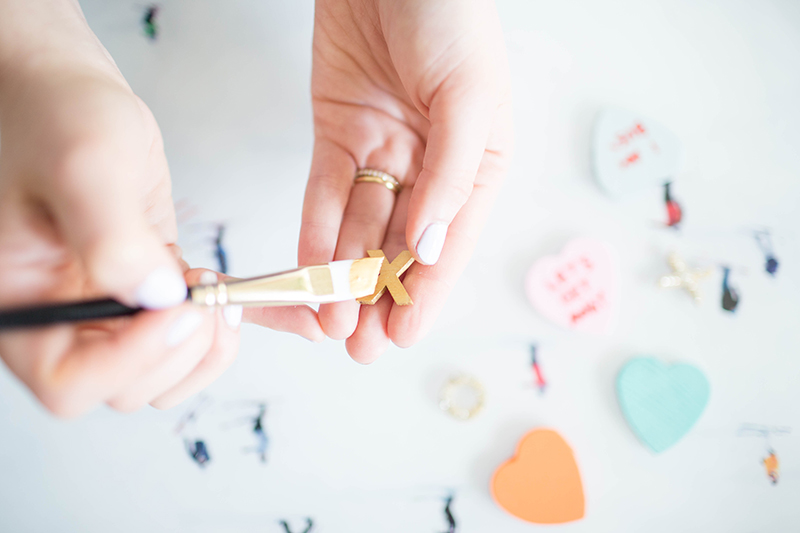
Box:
(2, 1, 799, 531)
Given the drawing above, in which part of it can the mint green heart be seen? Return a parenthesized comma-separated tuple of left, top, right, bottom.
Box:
(616, 357, 709, 453)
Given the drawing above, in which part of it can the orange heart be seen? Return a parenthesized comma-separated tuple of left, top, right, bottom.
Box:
(491, 429, 585, 524)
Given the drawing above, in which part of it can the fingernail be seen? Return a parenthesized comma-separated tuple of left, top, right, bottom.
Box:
(199, 271, 218, 285)
(135, 267, 188, 309)
(223, 305, 243, 329)
(166, 312, 203, 347)
(416, 222, 448, 265)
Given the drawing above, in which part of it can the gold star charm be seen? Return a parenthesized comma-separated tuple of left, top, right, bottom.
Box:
(658, 252, 713, 303)
(357, 250, 415, 306)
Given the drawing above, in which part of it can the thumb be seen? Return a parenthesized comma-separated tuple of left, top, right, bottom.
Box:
(407, 74, 497, 266)
(45, 142, 186, 309)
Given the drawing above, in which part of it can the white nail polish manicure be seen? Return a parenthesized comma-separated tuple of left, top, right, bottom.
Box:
(166, 312, 203, 347)
(223, 305, 243, 329)
(416, 222, 448, 265)
(135, 267, 188, 309)
(199, 271, 218, 285)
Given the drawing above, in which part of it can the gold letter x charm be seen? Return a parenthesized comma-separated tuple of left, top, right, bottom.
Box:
(357, 250, 415, 306)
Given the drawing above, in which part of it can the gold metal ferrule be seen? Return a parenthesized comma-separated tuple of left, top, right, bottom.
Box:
(187, 258, 383, 307)
(189, 265, 333, 307)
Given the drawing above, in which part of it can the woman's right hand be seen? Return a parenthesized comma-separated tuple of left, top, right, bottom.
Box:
(0, 1, 323, 416)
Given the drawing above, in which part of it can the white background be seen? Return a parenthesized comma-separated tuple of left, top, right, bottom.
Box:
(2, 1, 800, 531)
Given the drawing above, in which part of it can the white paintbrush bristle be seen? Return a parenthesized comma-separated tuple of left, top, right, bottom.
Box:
(322, 257, 383, 302)
(327, 259, 356, 300)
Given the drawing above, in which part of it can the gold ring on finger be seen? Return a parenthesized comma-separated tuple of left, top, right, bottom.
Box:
(354, 168, 402, 194)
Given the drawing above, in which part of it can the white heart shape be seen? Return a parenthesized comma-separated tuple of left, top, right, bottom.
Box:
(524, 239, 619, 335)
(592, 108, 683, 197)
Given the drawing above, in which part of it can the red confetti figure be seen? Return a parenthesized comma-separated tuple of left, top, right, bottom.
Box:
(664, 182, 682, 227)
(530, 345, 546, 394)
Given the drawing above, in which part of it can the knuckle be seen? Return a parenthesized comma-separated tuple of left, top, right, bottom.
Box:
(340, 212, 387, 232)
(447, 177, 475, 209)
(309, 172, 349, 196)
(420, 167, 475, 214)
(50, 138, 110, 187)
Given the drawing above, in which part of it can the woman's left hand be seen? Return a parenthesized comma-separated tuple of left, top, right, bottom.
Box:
(300, 0, 513, 362)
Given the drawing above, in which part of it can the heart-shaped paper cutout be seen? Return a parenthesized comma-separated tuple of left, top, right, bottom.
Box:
(491, 429, 585, 524)
(592, 108, 683, 197)
(617, 357, 710, 453)
(525, 239, 618, 335)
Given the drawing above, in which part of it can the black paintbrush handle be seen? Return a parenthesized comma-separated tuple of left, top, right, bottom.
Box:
(0, 298, 143, 330)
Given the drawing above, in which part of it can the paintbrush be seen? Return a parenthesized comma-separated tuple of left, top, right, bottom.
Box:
(0, 257, 383, 330)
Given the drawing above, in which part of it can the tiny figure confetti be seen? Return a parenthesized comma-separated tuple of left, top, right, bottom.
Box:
(442, 493, 457, 533)
(279, 518, 314, 533)
(175, 395, 212, 468)
(225, 401, 269, 463)
(764, 449, 779, 485)
(663, 182, 682, 228)
(754, 229, 779, 277)
(737, 423, 790, 485)
(530, 345, 547, 394)
(246, 403, 269, 463)
(184, 438, 210, 467)
(721, 267, 739, 312)
(142, 5, 159, 40)
(213, 224, 228, 274)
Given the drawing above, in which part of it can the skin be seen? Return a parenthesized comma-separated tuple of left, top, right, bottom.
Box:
(0, 0, 322, 416)
(304, 0, 513, 362)
(0, 0, 512, 416)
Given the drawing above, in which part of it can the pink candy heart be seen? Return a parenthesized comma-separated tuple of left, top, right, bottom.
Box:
(525, 239, 618, 335)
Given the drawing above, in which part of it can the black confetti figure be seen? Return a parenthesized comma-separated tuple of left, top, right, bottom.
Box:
(175, 395, 211, 468)
(721, 267, 739, 312)
(247, 403, 269, 463)
(754, 230, 779, 276)
(214, 225, 228, 274)
(142, 5, 159, 40)
(184, 439, 210, 467)
(279, 518, 313, 533)
(225, 402, 269, 463)
(442, 494, 456, 533)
